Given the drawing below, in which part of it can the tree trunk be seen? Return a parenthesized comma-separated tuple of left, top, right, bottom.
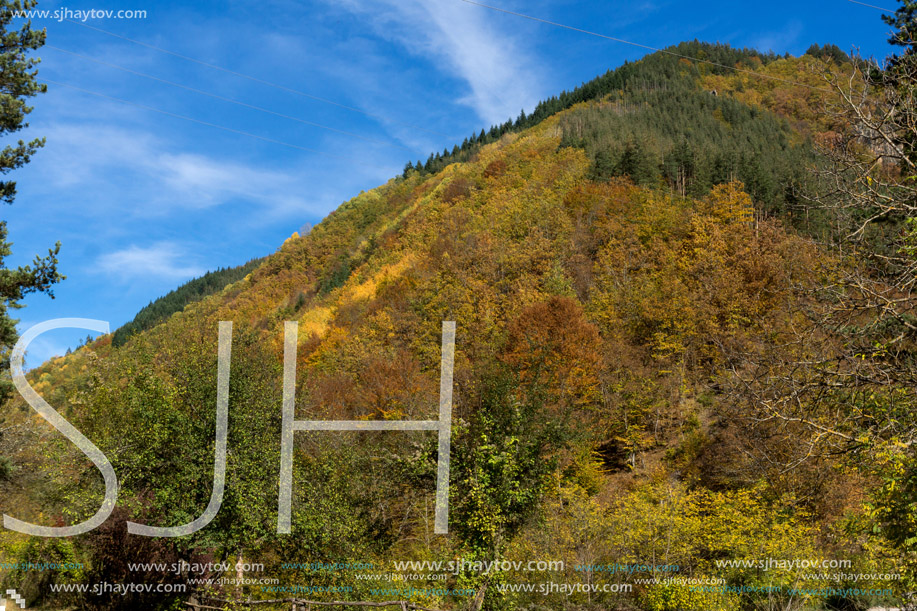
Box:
(235, 551, 244, 600)
(468, 577, 489, 611)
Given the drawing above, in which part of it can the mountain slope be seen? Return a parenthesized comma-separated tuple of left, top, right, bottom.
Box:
(111, 257, 266, 347)
(1, 43, 903, 611)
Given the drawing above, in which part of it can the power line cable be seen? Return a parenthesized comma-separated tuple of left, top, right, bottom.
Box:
(458, 0, 834, 94)
(40, 77, 394, 168)
(46, 45, 413, 151)
(847, 0, 896, 12)
(63, 18, 452, 138)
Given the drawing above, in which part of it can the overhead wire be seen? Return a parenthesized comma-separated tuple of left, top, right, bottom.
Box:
(63, 18, 452, 138)
(846, 0, 896, 12)
(458, 0, 836, 94)
(39, 77, 396, 168)
(56, 2, 871, 167)
(46, 44, 413, 151)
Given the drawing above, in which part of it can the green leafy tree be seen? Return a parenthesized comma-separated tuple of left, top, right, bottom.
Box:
(0, 0, 62, 402)
(451, 372, 557, 611)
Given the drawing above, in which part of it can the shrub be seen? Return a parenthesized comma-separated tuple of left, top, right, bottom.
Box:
(0, 456, 13, 479)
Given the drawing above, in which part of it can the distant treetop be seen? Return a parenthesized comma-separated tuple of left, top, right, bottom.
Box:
(804, 43, 851, 64)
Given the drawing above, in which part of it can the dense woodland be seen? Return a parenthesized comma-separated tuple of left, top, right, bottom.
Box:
(110, 258, 265, 347)
(2, 30, 917, 611)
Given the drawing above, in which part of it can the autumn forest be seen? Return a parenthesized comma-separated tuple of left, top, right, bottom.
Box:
(2, 3, 917, 611)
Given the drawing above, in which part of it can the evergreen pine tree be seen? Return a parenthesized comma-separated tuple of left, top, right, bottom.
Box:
(588, 149, 616, 182)
(0, 0, 64, 400)
(616, 140, 659, 186)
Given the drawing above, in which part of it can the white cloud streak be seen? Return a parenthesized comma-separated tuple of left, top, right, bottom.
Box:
(331, 0, 541, 125)
(95, 241, 206, 281)
(35, 122, 322, 216)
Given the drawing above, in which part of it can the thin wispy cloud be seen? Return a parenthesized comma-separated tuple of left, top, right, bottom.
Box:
(31, 121, 332, 217)
(156, 152, 310, 210)
(95, 241, 206, 281)
(331, 0, 542, 125)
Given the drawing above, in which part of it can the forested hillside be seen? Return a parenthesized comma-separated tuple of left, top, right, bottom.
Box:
(111, 257, 265, 347)
(2, 38, 915, 611)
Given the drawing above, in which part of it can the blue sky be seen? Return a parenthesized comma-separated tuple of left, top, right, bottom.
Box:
(5, 0, 898, 367)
